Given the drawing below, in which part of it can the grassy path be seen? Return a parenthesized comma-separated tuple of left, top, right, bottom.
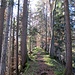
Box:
(23, 48, 64, 75)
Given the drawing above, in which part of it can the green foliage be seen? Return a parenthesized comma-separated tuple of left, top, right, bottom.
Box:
(24, 62, 30, 73)
(32, 47, 42, 57)
(55, 71, 63, 75)
(54, 0, 65, 53)
(33, 47, 42, 51)
(28, 26, 38, 35)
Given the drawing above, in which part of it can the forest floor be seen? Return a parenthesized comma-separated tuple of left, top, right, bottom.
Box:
(22, 47, 64, 75)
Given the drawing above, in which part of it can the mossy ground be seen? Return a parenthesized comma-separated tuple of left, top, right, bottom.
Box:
(23, 47, 65, 75)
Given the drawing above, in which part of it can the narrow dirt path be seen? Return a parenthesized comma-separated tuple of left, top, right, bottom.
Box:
(35, 51, 55, 75)
(22, 49, 64, 75)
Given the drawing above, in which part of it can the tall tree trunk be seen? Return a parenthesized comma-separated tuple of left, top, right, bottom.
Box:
(0, 0, 6, 59)
(10, 18, 15, 75)
(7, 1, 14, 75)
(0, 0, 12, 75)
(49, 1, 56, 57)
(16, 0, 20, 74)
(49, 11, 55, 57)
(45, 4, 48, 52)
(28, 1, 32, 54)
(64, 0, 72, 75)
(21, 0, 28, 68)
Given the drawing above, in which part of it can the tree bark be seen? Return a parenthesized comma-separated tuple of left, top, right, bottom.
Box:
(16, 0, 20, 74)
(0, 0, 12, 74)
(49, 1, 55, 57)
(0, 0, 6, 59)
(10, 18, 15, 75)
(64, 0, 72, 75)
(21, 0, 28, 68)
(45, 4, 48, 52)
(7, 1, 14, 75)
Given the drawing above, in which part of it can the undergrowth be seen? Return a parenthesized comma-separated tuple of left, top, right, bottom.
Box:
(43, 54, 65, 75)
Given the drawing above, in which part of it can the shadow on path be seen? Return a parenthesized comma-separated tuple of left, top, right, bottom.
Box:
(23, 49, 64, 75)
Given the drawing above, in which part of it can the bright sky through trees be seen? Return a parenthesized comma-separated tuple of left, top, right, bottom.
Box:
(30, 0, 39, 12)
(13, 0, 38, 17)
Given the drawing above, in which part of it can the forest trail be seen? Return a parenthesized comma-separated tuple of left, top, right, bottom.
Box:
(23, 48, 57, 75)
(35, 51, 55, 75)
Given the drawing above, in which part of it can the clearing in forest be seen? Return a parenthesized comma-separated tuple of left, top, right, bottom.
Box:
(23, 47, 64, 75)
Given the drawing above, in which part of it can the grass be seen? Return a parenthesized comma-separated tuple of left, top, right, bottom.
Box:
(23, 47, 42, 75)
(23, 61, 39, 75)
(23, 47, 65, 75)
(43, 54, 65, 75)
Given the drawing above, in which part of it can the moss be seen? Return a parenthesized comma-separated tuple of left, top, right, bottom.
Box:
(23, 47, 65, 75)
(43, 53, 65, 75)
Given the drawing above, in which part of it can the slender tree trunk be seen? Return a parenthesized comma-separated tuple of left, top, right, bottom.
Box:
(10, 18, 15, 75)
(28, 1, 32, 54)
(49, 0, 56, 57)
(0, 0, 12, 74)
(29, 36, 32, 55)
(7, 15, 12, 75)
(21, 0, 28, 68)
(0, 0, 6, 59)
(16, 0, 20, 74)
(64, 0, 72, 75)
(7, 1, 13, 75)
(45, 4, 48, 52)
(49, 8, 54, 57)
